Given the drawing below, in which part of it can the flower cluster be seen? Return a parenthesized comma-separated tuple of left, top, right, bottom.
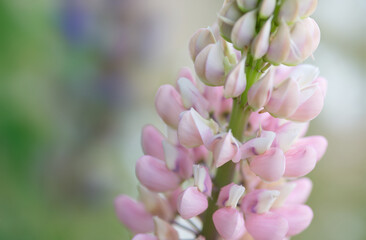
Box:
(115, 0, 327, 239)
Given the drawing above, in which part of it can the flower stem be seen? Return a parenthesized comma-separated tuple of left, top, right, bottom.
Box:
(201, 55, 266, 239)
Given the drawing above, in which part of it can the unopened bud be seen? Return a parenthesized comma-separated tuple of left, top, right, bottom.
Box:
(218, 1, 243, 42)
(259, 0, 276, 19)
(195, 43, 226, 86)
(237, 0, 258, 12)
(251, 16, 273, 59)
(278, 0, 299, 24)
(224, 59, 246, 98)
(231, 10, 257, 50)
(189, 28, 216, 61)
(298, 0, 318, 18)
(265, 21, 291, 65)
(248, 68, 274, 110)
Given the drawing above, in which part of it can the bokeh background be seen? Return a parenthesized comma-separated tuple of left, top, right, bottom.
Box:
(1, 0, 365, 239)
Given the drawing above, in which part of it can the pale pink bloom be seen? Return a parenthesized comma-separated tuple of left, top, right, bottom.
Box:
(195, 43, 226, 86)
(224, 59, 247, 98)
(285, 178, 313, 204)
(245, 212, 289, 240)
(176, 67, 196, 85)
(213, 185, 246, 240)
(136, 155, 181, 192)
(114, 195, 154, 234)
(231, 10, 257, 50)
(284, 145, 317, 178)
(193, 164, 213, 197)
(138, 185, 174, 221)
(265, 77, 300, 118)
(249, 147, 286, 182)
(166, 187, 183, 212)
(189, 28, 216, 61)
(132, 234, 157, 240)
(177, 186, 208, 219)
(284, 18, 320, 66)
(278, 0, 300, 24)
(163, 140, 193, 179)
(177, 77, 209, 118)
(248, 69, 274, 110)
(241, 130, 276, 159)
(153, 217, 179, 240)
(217, 183, 236, 207)
(212, 131, 242, 167)
(141, 125, 165, 161)
(272, 204, 313, 237)
(251, 17, 273, 59)
(177, 108, 219, 148)
(155, 84, 185, 128)
(191, 145, 209, 163)
(298, 0, 318, 18)
(292, 136, 328, 161)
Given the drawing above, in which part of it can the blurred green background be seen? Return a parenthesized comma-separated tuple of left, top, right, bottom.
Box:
(0, 0, 365, 239)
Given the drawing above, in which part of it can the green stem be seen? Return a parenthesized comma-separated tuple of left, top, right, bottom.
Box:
(201, 54, 266, 239)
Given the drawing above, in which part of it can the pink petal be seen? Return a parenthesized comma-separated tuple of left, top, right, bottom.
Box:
(136, 155, 180, 192)
(293, 136, 327, 161)
(245, 212, 289, 240)
(176, 67, 196, 85)
(213, 208, 246, 240)
(248, 69, 274, 110)
(155, 85, 186, 128)
(272, 204, 313, 236)
(285, 178, 313, 204)
(249, 148, 286, 182)
(217, 183, 236, 208)
(141, 125, 165, 161)
(284, 146, 317, 178)
(265, 78, 300, 118)
(288, 85, 324, 122)
(177, 186, 208, 219)
(114, 195, 154, 234)
(213, 132, 241, 167)
(132, 234, 157, 240)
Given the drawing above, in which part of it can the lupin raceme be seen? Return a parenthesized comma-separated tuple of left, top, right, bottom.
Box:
(115, 0, 328, 239)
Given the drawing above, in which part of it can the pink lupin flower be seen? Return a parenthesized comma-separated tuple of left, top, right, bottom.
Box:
(153, 217, 179, 240)
(132, 234, 157, 240)
(177, 77, 209, 118)
(285, 178, 313, 204)
(138, 185, 174, 221)
(217, 183, 236, 207)
(249, 147, 286, 182)
(248, 69, 274, 111)
(265, 77, 300, 118)
(141, 125, 165, 161)
(177, 165, 211, 219)
(136, 155, 181, 192)
(213, 185, 246, 240)
(163, 140, 193, 179)
(114, 195, 154, 234)
(155, 84, 186, 128)
(292, 135, 328, 161)
(177, 67, 196, 85)
(283, 145, 317, 178)
(241, 130, 276, 159)
(272, 204, 313, 237)
(212, 130, 241, 167)
(177, 108, 219, 148)
(191, 145, 209, 163)
(189, 28, 216, 61)
(241, 190, 289, 240)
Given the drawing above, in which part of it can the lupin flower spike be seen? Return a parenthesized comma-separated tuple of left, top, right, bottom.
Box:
(116, 1, 328, 239)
